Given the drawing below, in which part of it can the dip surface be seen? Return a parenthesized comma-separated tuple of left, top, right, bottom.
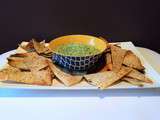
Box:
(55, 43, 100, 56)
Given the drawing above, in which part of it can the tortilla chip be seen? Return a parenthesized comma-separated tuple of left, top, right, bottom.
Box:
(29, 56, 49, 71)
(0, 71, 7, 81)
(100, 66, 132, 89)
(8, 52, 49, 71)
(32, 39, 49, 54)
(19, 41, 29, 47)
(122, 77, 144, 87)
(126, 69, 153, 83)
(10, 52, 31, 58)
(8, 58, 29, 70)
(84, 71, 116, 87)
(31, 67, 52, 85)
(19, 40, 52, 56)
(0, 66, 52, 85)
(48, 62, 82, 86)
(111, 45, 127, 72)
(19, 40, 35, 52)
(84, 66, 132, 89)
(17, 45, 28, 53)
(123, 51, 144, 70)
(0, 66, 18, 81)
(51, 78, 62, 86)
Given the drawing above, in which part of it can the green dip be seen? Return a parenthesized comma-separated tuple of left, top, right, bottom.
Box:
(55, 43, 100, 56)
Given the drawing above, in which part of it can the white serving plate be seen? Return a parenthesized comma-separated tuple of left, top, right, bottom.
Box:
(0, 42, 160, 90)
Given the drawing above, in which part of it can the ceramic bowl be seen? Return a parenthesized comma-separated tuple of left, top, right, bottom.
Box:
(49, 35, 107, 71)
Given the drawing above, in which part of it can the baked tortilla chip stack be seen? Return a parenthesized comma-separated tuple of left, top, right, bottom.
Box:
(19, 39, 53, 58)
(84, 44, 153, 89)
(0, 52, 53, 85)
(0, 40, 83, 86)
(0, 39, 153, 89)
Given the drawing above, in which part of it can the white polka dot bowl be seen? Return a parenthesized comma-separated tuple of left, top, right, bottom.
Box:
(49, 35, 108, 71)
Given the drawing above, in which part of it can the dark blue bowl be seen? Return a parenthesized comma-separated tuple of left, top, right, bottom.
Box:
(49, 35, 108, 71)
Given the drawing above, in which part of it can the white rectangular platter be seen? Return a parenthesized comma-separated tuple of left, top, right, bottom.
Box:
(0, 42, 160, 90)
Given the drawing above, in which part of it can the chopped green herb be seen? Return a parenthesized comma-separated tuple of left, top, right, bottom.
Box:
(55, 43, 100, 56)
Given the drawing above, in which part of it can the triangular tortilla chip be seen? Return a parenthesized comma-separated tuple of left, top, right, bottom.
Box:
(32, 39, 49, 54)
(31, 67, 52, 85)
(126, 69, 153, 83)
(111, 45, 127, 72)
(10, 52, 31, 57)
(123, 51, 144, 70)
(0, 66, 20, 81)
(122, 77, 144, 87)
(8, 58, 29, 70)
(51, 78, 63, 86)
(48, 62, 82, 86)
(0, 66, 52, 85)
(8, 52, 49, 71)
(84, 66, 132, 89)
(19, 40, 52, 57)
(19, 40, 35, 52)
(84, 71, 116, 87)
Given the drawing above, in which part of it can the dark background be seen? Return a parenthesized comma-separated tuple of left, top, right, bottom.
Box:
(0, 0, 160, 54)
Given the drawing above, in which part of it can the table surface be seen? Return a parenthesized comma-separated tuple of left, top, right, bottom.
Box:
(0, 47, 160, 120)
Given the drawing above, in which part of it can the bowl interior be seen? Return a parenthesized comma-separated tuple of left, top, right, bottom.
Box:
(49, 35, 107, 55)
